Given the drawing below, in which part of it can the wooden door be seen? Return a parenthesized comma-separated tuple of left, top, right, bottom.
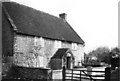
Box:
(66, 57, 71, 69)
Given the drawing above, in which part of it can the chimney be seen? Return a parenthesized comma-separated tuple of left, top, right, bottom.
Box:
(59, 13, 67, 20)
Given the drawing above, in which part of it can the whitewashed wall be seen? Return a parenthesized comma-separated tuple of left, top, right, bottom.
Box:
(13, 34, 84, 68)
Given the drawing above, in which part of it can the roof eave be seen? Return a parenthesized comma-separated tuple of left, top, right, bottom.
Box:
(3, 5, 18, 31)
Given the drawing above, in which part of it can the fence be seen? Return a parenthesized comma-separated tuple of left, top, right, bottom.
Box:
(62, 66, 111, 81)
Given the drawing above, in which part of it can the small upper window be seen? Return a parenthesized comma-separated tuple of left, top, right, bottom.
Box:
(40, 37, 45, 47)
(55, 40, 62, 48)
(34, 37, 44, 47)
(72, 43, 78, 50)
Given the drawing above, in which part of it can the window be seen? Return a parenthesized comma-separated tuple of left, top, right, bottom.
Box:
(72, 43, 78, 50)
(34, 37, 38, 46)
(40, 37, 45, 47)
(34, 37, 44, 47)
(55, 40, 62, 48)
(37, 56, 44, 67)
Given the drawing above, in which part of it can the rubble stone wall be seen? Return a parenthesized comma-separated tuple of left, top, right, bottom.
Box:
(13, 34, 84, 68)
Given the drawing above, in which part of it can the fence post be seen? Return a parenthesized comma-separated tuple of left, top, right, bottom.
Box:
(105, 67, 111, 81)
(62, 66, 65, 81)
(87, 66, 92, 75)
(80, 71, 81, 81)
(71, 69, 73, 80)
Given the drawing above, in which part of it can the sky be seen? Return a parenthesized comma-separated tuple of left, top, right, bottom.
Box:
(9, 0, 119, 53)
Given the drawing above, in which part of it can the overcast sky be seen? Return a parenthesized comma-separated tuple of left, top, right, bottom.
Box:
(10, 0, 119, 53)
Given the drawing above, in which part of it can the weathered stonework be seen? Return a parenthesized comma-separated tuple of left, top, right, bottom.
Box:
(13, 34, 84, 68)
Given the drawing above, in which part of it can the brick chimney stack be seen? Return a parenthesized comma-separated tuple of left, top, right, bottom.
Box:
(59, 13, 67, 20)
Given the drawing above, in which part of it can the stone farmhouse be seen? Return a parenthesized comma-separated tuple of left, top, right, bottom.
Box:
(2, 2, 85, 72)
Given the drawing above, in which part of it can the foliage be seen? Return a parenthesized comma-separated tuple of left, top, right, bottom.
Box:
(84, 47, 120, 65)
(110, 47, 120, 56)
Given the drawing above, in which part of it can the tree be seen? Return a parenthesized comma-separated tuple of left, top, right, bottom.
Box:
(86, 47, 110, 64)
(110, 47, 120, 69)
(85, 47, 120, 66)
(110, 47, 120, 56)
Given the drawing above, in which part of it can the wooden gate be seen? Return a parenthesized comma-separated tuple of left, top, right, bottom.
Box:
(62, 66, 111, 81)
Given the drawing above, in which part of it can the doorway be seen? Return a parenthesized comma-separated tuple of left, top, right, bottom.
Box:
(66, 57, 71, 69)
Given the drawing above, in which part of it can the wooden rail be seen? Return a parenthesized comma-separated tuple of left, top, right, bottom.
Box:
(62, 67, 111, 81)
